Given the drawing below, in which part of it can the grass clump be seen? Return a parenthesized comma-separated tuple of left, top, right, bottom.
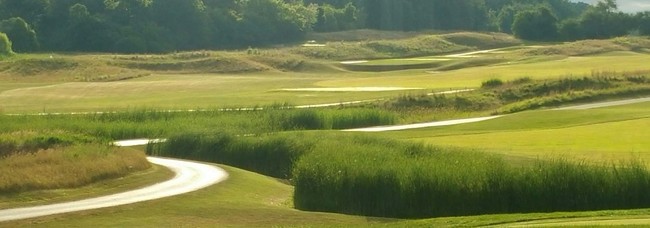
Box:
(292, 137, 650, 218)
(481, 78, 505, 88)
(270, 108, 396, 131)
(0, 145, 150, 194)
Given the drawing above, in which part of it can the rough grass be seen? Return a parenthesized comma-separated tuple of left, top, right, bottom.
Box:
(0, 58, 78, 75)
(0, 145, 150, 194)
(522, 37, 650, 57)
(306, 29, 426, 42)
(0, 131, 99, 158)
(383, 75, 650, 116)
(439, 32, 522, 49)
(110, 54, 268, 73)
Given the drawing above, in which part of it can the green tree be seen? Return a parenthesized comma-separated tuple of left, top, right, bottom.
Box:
(578, 0, 632, 39)
(314, 3, 359, 32)
(558, 18, 583, 41)
(512, 7, 558, 41)
(497, 5, 517, 33)
(237, 0, 317, 45)
(636, 12, 650, 35)
(0, 0, 49, 24)
(0, 32, 13, 56)
(0, 17, 39, 52)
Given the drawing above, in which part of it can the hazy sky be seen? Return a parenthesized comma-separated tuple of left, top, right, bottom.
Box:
(571, 0, 650, 13)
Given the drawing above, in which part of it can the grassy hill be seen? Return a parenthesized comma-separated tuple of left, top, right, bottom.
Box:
(1, 30, 650, 227)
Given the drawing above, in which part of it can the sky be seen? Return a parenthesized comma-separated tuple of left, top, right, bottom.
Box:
(570, 0, 650, 13)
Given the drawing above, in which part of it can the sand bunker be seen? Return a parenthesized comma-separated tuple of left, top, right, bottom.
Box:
(279, 87, 422, 92)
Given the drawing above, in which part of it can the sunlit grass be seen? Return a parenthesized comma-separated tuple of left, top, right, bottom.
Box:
(0, 145, 150, 194)
(318, 53, 650, 89)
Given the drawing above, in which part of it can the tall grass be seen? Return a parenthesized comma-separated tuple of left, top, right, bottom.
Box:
(0, 131, 98, 158)
(0, 145, 150, 194)
(497, 86, 650, 113)
(385, 75, 650, 117)
(270, 108, 396, 130)
(292, 137, 650, 218)
(0, 108, 396, 141)
(148, 132, 312, 178)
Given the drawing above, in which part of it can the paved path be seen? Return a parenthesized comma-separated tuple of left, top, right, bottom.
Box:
(554, 97, 650, 110)
(344, 116, 503, 132)
(0, 140, 228, 222)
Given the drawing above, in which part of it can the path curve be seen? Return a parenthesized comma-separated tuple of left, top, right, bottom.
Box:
(554, 97, 650, 110)
(0, 140, 228, 222)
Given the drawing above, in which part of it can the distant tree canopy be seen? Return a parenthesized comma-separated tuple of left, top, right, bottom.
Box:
(513, 7, 559, 41)
(0, 0, 647, 53)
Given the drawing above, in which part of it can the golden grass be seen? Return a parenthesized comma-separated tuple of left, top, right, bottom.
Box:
(0, 145, 150, 193)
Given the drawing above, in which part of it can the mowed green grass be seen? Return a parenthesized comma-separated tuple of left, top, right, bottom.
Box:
(0, 73, 416, 113)
(319, 52, 650, 88)
(1, 52, 649, 113)
(388, 101, 650, 163)
(2, 165, 393, 227)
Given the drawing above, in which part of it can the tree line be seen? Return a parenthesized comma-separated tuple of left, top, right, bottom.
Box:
(0, 0, 648, 53)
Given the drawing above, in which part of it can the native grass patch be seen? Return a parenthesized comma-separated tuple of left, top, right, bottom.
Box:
(0, 131, 150, 194)
(383, 74, 650, 119)
(0, 107, 396, 140)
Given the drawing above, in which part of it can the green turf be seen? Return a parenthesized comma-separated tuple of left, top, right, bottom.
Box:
(385, 101, 650, 163)
(319, 53, 650, 88)
(2, 52, 649, 113)
(2, 165, 394, 227)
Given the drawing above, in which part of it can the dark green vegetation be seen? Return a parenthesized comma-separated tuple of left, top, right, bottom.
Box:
(0, 0, 648, 53)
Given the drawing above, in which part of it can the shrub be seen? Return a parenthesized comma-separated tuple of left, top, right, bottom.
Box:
(0, 17, 40, 52)
(481, 78, 505, 88)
